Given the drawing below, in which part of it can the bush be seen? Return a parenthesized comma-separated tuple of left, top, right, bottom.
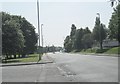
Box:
(96, 49, 109, 53)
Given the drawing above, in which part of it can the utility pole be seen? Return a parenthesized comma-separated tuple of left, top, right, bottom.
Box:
(37, 0, 41, 62)
(41, 24, 43, 54)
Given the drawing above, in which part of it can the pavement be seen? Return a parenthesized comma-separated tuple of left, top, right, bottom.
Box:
(71, 52, 119, 57)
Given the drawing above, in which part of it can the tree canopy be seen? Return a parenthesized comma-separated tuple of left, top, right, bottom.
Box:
(64, 24, 93, 52)
(93, 17, 107, 50)
(2, 12, 38, 59)
(108, 4, 120, 43)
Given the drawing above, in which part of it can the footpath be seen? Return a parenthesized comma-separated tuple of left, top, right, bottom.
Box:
(82, 53, 118, 56)
(73, 52, 119, 57)
(1, 54, 53, 67)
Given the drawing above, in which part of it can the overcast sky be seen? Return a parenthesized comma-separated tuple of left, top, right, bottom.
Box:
(1, 0, 113, 47)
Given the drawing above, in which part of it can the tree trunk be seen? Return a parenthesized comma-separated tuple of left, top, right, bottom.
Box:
(14, 55, 16, 59)
(100, 41, 103, 51)
(9, 55, 12, 59)
(18, 54, 21, 58)
(5, 54, 8, 63)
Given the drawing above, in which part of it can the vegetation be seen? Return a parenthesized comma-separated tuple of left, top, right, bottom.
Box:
(64, 23, 107, 53)
(1, 0, 120, 63)
(64, 25, 93, 52)
(93, 17, 107, 50)
(2, 54, 40, 63)
(80, 47, 120, 55)
(104, 47, 120, 54)
(64, 3, 120, 54)
(109, 4, 120, 44)
(2, 12, 38, 62)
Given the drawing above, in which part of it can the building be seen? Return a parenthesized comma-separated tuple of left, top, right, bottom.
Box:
(102, 39, 119, 48)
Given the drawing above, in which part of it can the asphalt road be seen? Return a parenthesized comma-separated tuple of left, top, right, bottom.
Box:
(2, 52, 118, 82)
(48, 52, 118, 82)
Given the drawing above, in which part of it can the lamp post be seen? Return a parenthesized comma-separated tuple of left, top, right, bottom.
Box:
(41, 24, 44, 54)
(96, 13, 102, 50)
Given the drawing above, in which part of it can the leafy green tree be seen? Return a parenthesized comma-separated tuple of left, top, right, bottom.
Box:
(64, 25, 93, 52)
(82, 27, 92, 49)
(20, 18, 38, 56)
(64, 36, 72, 52)
(73, 28, 84, 50)
(2, 12, 11, 23)
(93, 17, 107, 50)
(74, 27, 92, 50)
(84, 27, 91, 34)
(70, 24, 76, 38)
(82, 33, 93, 49)
(70, 24, 76, 49)
(64, 24, 94, 52)
(2, 12, 25, 59)
(11, 15, 38, 56)
(108, 4, 120, 43)
(2, 12, 37, 61)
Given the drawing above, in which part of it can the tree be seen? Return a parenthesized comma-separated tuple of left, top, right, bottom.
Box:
(19, 17, 38, 56)
(73, 28, 84, 50)
(2, 12, 37, 61)
(82, 33, 93, 49)
(64, 36, 72, 52)
(70, 24, 76, 49)
(74, 27, 92, 50)
(64, 25, 93, 52)
(109, 0, 120, 7)
(84, 27, 91, 34)
(108, 4, 120, 43)
(100, 24, 107, 48)
(10, 15, 38, 56)
(93, 17, 107, 50)
(2, 12, 25, 59)
(64, 24, 93, 52)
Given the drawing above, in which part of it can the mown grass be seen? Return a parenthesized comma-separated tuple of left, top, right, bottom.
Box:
(79, 47, 120, 54)
(104, 47, 120, 54)
(3, 54, 42, 63)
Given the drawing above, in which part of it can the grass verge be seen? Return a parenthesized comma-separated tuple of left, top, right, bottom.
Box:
(104, 47, 120, 54)
(79, 47, 120, 55)
(3, 54, 42, 63)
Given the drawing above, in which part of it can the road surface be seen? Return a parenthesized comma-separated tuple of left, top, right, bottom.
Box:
(2, 52, 118, 82)
(48, 53, 118, 82)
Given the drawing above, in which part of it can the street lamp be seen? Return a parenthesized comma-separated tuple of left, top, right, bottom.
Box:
(96, 13, 100, 18)
(96, 13, 102, 50)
